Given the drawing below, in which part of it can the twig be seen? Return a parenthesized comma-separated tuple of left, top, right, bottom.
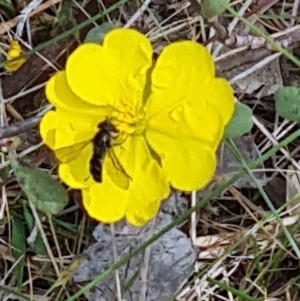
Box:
(244, 0, 280, 18)
(124, 0, 151, 28)
(16, 0, 44, 38)
(48, 215, 64, 270)
(140, 217, 156, 301)
(0, 116, 40, 140)
(29, 201, 60, 276)
(0, 0, 62, 35)
(291, 0, 300, 27)
(229, 52, 281, 84)
(110, 223, 122, 301)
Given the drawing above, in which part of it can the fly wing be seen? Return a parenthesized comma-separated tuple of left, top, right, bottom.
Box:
(105, 149, 131, 190)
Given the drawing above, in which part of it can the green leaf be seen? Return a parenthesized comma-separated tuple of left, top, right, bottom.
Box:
(0, 0, 16, 18)
(122, 269, 139, 293)
(23, 204, 47, 255)
(58, 0, 73, 27)
(201, 0, 229, 19)
(84, 23, 117, 44)
(0, 164, 10, 179)
(275, 86, 300, 122)
(224, 103, 253, 139)
(10, 155, 68, 216)
(11, 217, 26, 288)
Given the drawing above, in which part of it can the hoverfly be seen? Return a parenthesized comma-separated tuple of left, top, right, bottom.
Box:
(89, 120, 117, 182)
(89, 120, 130, 189)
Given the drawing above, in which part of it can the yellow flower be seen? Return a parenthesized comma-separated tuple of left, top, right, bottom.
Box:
(40, 28, 234, 226)
(5, 40, 26, 72)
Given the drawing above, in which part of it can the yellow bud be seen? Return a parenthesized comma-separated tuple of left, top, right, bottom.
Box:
(4, 40, 26, 72)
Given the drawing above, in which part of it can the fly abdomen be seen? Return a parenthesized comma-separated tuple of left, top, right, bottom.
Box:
(89, 120, 118, 183)
(90, 155, 102, 182)
(92, 132, 106, 157)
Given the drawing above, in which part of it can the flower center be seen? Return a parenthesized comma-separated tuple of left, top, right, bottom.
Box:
(111, 104, 145, 143)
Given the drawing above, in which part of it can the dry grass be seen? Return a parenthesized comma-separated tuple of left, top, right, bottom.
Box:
(1, 0, 300, 300)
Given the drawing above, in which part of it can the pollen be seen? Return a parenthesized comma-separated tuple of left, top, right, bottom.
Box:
(111, 104, 145, 143)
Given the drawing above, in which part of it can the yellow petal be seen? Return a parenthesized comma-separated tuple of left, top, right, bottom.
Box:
(46, 71, 112, 116)
(82, 179, 129, 224)
(54, 143, 87, 163)
(146, 95, 225, 149)
(145, 131, 216, 191)
(5, 40, 26, 72)
(82, 136, 170, 226)
(58, 143, 95, 189)
(4, 56, 26, 72)
(104, 150, 131, 190)
(146, 41, 215, 115)
(40, 110, 100, 151)
(206, 78, 235, 125)
(66, 28, 153, 107)
(144, 41, 234, 190)
(146, 40, 234, 126)
(114, 136, 169, 225)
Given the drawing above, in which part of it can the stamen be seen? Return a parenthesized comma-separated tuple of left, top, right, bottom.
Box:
(110, 104, 145, 143)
